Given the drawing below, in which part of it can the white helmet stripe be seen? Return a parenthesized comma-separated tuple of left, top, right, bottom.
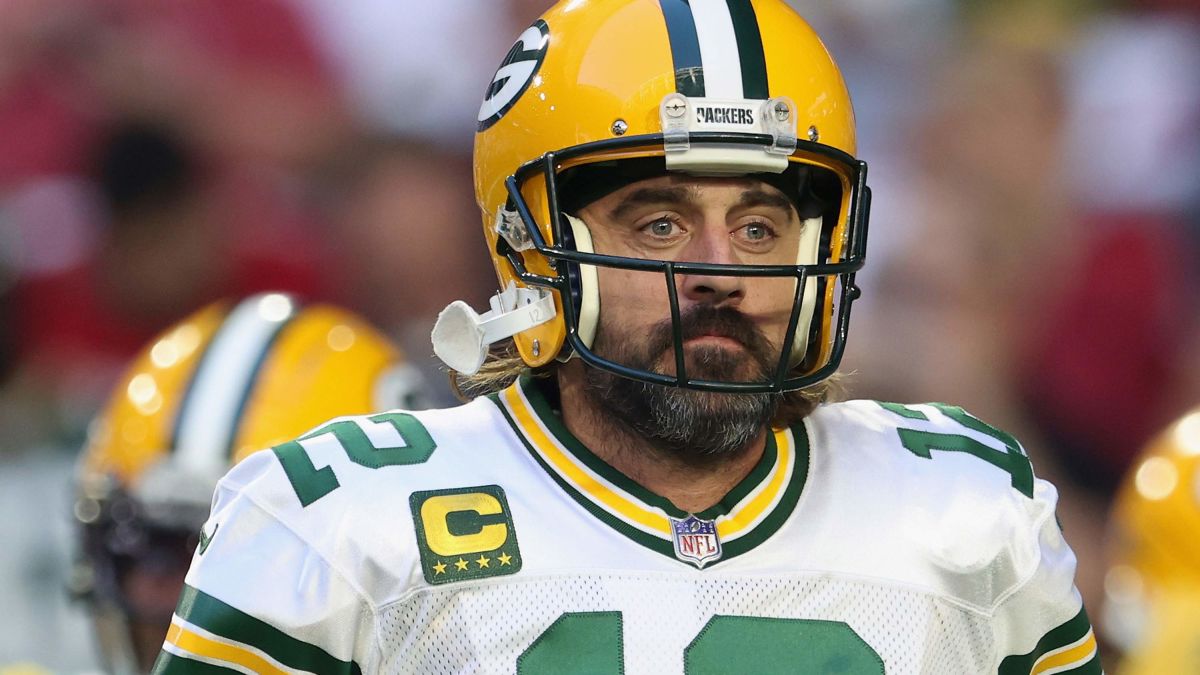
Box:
(173, 294, 296, 476)
(689, 0, 745, 99)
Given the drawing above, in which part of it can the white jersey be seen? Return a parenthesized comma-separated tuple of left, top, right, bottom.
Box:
(154, 377, 1101, 674)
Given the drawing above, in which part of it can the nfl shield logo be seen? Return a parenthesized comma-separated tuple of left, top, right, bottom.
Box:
(671, 515, 722, 568)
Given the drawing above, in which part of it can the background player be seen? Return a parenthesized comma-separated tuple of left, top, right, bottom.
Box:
(73, 293, 427, 673)
(1102, 406, 1200, 674)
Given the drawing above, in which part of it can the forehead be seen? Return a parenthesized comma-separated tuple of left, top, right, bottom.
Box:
(592, 173, 794, 211)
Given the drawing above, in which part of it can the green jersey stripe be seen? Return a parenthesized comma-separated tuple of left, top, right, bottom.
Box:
(998, 605, 1099, 675)
(173, 584, 363, 675)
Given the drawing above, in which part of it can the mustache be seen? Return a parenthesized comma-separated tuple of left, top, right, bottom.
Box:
(641, 305, 777, 371)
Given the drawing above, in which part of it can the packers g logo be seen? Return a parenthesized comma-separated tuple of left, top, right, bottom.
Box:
(477, 19, 549, 131)
(411, 485, 522, 585)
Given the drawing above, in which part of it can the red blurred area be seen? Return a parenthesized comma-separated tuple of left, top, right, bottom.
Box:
(1020, 213, 1194, 490)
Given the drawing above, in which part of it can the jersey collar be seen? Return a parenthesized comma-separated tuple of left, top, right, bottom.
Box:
(490, 376, 810, 567)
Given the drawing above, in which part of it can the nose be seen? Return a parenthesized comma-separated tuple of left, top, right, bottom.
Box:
(678, 228, 745, 307)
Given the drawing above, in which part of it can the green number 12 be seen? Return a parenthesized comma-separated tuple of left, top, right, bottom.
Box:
(518, 612, 884, 674)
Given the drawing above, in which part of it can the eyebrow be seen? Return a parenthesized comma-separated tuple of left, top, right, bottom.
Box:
(732, 189, 796, 219)
(607, 185, 796, 222)
(608, 186, 692, 222)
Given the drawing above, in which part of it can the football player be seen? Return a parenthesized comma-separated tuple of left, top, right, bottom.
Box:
(154, 2, 1101, 673)
(74, 293, 426, 673)
(1102, 406, 1200, 674)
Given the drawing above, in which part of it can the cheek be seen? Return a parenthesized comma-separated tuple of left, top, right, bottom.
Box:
(743, 277, 805, 337)
(591, 267, 677, 360)
(596, 266, 672, 321)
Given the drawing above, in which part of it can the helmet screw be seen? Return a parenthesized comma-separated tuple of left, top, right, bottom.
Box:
(611, 119, 628, 136)
(774, 102, 790, 122)
(664, 96, 687, 118)
(532, 339, 541, 357)
(808, 125, 820, 142)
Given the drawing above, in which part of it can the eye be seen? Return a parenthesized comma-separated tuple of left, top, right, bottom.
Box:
(642, 217, 682, 238)
(734, 221, 777, 246)
(742, 223, 771, 241)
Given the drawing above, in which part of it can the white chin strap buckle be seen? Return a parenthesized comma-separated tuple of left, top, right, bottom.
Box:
(431, 282, 556, 374)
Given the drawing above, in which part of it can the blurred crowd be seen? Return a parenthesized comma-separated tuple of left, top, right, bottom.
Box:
(0, 0, 1196, 671)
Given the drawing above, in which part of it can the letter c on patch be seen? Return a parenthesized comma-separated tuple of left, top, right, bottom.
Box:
(421, 492, 508, 556)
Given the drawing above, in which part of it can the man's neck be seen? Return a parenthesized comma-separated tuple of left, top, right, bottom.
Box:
(556, 365, 768, 514)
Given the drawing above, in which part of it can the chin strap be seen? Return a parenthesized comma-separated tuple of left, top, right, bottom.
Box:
(431, 281, 556, 374)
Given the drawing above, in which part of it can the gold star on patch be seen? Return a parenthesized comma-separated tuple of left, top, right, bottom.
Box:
(432, 561, 447, 575)
(476, 555, 490, 569)
(498, 552, 512, 566)
(454, 558, 469, 572)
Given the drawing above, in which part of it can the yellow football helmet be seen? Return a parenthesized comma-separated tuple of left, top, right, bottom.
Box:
(1103, 406, 1200, 674)
(72, 293, 428, 674)
(432, 0, 869, 393)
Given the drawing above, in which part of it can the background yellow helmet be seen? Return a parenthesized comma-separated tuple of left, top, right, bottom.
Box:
(72, 293, 428, 674)
(1103, 406, 1200, 674)
(433, 0, 870, 393)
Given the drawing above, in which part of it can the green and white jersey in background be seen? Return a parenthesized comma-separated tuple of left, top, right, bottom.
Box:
(154, 376, 1101, 674)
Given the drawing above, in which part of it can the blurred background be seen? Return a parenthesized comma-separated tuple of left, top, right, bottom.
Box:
(0, 0, 1196, 671)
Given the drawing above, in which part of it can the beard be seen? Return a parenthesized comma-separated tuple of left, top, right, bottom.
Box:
(582, 305, 782, 463)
